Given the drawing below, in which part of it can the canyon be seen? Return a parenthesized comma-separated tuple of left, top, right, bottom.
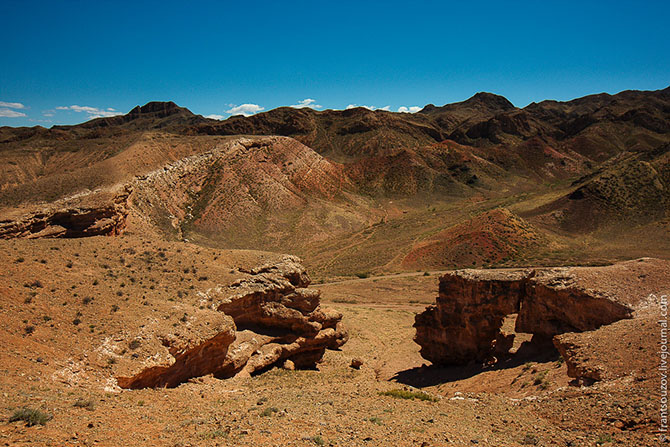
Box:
(1, 88, 669, 445)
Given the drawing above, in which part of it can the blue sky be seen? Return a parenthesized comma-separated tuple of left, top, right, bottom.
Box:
(1, 0, 668, 127)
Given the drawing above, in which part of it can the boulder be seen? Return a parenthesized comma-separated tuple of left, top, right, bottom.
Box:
(215, 256, 348, 377)
(116, 310, 236, 389)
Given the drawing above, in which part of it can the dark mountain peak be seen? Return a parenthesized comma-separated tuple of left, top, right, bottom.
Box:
(419, 93, 516, 119)
(53, 101, 199, 131)
(462, 92, 516, 110)
(420, 104, 438, 113)
(128, 101, 194, 118)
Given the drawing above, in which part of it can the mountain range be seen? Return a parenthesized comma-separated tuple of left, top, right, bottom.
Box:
(1, 87, 669, 277)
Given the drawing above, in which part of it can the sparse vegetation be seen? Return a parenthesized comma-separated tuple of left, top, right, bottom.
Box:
(368, 416, 383, 425)
(532, 370, 550, 389)
(201, 429, 228, 439)
(379, 389, 438, 402)
(260, 407, 279, 417)
(9, 407, 52, 426)
(309, 436, 326, 446)
(596, 434, 614, 445)
(521, 433, 539, 445)
(73, 398, 95, 411)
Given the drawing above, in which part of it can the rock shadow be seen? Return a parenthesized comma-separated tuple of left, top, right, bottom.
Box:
(391, 338, 560, 388)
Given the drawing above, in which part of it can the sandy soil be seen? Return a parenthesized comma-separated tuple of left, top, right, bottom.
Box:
(0, 236, 663, 446)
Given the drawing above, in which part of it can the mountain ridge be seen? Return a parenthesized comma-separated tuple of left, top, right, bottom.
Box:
(1, 86, 669, 275)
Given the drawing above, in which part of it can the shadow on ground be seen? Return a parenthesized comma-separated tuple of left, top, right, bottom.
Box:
(391, 339, 561, 388)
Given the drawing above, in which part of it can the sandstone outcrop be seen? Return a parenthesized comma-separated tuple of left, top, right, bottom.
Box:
(414, 258, 668, 366)
(116, 310, 236, 389)
(0, 186, 130, 239)
(214, 255, 348, 378)
(414, 269, 531, 365)
(117, 256, 347, 388)
(553, 290, 667, 384)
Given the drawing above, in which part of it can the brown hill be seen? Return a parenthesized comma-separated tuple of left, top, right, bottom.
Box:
(525, 142, 670, 233)
(130, 136, 370, 250)
(401, 208, 544, 270)
(191, 106, 444, 162)
(1, 87, 669, 276)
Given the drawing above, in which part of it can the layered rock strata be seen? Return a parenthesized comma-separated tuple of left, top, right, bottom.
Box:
(214, 256, 348, 378)
(117, 256, 347, 388)
(0, 186, 131, 239)
(414, 258, 667, 366)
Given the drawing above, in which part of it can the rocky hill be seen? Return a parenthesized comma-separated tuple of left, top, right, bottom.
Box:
(1, 87, 669, 275)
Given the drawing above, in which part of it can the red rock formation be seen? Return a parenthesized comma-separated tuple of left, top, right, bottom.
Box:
(0, 186, 130, 239)
(414, 258, 668, 365)
(215, 256, 348, 377)
(116, 311, 236, 389)
(554, 316, 662, 385)
(414, 269, 530, 364)
(117, 256, 348, 388)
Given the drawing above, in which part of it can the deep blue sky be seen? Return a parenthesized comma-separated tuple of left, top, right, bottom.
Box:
(1, 0, 668, 126)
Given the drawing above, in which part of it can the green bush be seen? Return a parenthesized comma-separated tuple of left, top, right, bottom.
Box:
(379, 389, 438, 402)
(260, 407, 279, 417)
(9, 407, 52, 426)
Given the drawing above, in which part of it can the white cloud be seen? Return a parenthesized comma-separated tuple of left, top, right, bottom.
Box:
(0, 108, 27, 118)
(397, 106, 422, 113)
(205, 114, 225, 120)
(56, 105, 122, 119)
(290, 98, 322, 109)
(0, 101, 25, 109)
(225, 103, 264, 117)
(346, 104, 390, 111)
(43, 112, 55, 117)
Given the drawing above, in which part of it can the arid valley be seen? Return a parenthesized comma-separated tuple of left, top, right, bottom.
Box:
(0, 84, 669, 446)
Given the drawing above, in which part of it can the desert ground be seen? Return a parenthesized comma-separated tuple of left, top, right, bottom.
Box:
(0, 231, 665, 446)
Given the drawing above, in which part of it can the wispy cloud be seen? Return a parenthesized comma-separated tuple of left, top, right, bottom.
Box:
(346, 104, 390, 111)
(225, 104, 264, 117)
(0, 101, 26, 109)
(205, 114, 225, 120)
(56, 105, 122, 119)
(0, 108, 27, 118)
(291, 98, 322, 109)
(397, 106, 422, 113)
